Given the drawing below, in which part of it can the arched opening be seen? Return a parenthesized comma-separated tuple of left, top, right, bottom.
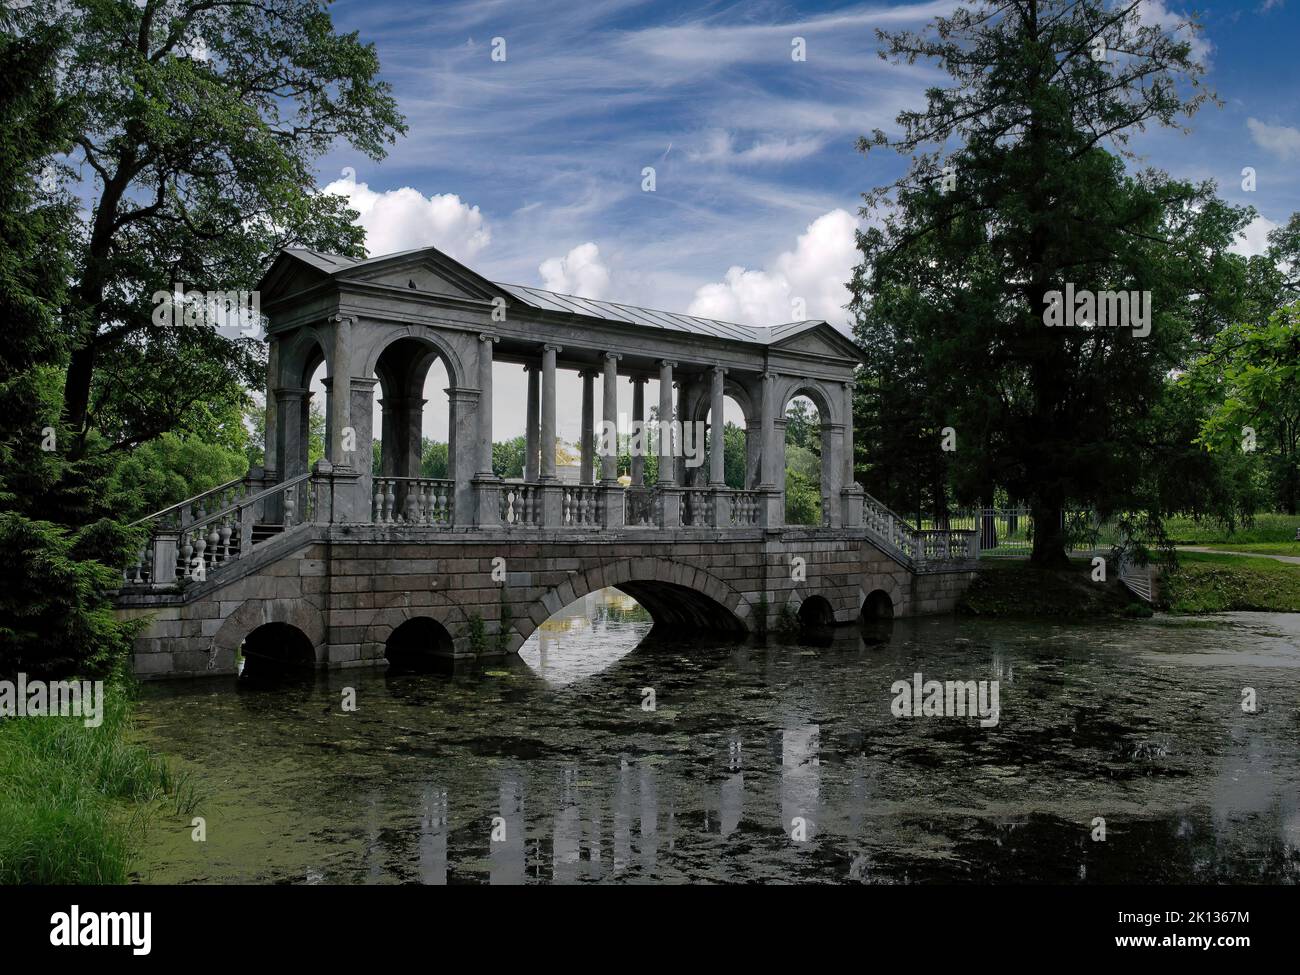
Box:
(372, 337, 457, 522)
(692, 391, 753, 489)
(862, 589, 895, 620)
(304, 357, 327, 469)
(615, 580, 747, 637)
(784, 392, 824, 525)
(269, 334, 327, 483)
(519, 587, 654, 685)
(797, 594, 835, 628)
(240, 622, 316, 679)
(385, 616, 455, 673)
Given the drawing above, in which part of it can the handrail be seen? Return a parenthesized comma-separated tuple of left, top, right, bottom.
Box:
(187, 472, 312, 532)
(129, 474, 251, 528)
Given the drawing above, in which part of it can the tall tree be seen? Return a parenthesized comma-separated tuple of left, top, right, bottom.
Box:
(36, 0, 404, 453)
(0, 15, 138, 676)
(850, 0, 1254, 564)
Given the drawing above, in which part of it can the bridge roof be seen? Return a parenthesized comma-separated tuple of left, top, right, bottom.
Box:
(268, 246, 865, 360)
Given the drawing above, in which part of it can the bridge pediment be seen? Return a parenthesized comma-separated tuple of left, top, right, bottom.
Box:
(768, 321, 868, 363)
(337, 249, 503, 303)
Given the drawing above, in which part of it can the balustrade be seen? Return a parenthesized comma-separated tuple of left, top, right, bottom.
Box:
(122, 472, 316, 589)
(498, 483, 539, 527)
(680, 488, 715, 528)
(372, 477, 454, 526)
(561, 485, 601, 527)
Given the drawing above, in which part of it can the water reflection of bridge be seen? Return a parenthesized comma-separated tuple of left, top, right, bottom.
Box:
(398, 725, 826, 885)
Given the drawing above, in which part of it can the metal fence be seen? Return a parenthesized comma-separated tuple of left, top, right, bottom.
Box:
(916, 507, 1119, 558)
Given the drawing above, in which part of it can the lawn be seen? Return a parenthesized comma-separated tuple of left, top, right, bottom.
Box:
(1161, 551, 1300, 613)
(1162, 512, 1300, 546)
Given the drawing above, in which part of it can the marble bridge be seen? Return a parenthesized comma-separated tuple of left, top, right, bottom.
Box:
(115, 245, 977, 678)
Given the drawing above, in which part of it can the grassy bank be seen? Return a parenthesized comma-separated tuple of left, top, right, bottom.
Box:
(1160, 551, 1300, 613)
(1163, 512, 1300, 546)
(958, 559, 1150, 618)
(0, 675, 194, 884)
(959, 552, 1300, 619)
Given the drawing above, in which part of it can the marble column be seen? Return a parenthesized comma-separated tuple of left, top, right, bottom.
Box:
(709, 366, 727, 487)
(842, 379, 856, 488)
(657, 360, 676, 486)
(263, 336, 280, 479)
(540, 344, 560, 481)
(524, 364, 540, 482)
(477, 334, 497, 477)
(328, 315, 353, 469)
(350, 377, 377, 522)
(601, 352, 621, 484)
(630, 377, 647, 487)
(580, 369, 596, 485)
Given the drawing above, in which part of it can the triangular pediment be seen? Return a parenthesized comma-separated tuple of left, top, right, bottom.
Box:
(769, 321, 868, 362)
(338, 248, 503, 301)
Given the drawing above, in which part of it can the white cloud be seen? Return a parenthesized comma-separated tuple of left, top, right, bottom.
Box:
(320, 176, 491, 261)
(1246, 118, 1300, 161)
(1232, 214, 1279, 257)
(687, 209, 859, 327)
(1136, 1, 1214, 66)
(538, 242, 612, 299)
(689, 130, 825, 166)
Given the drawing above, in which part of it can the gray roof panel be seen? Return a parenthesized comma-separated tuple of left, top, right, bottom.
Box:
(279, 247, 848, 351)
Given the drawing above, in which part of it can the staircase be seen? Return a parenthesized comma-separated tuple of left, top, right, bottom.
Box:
(860, 493, 978, 571)
(121, 472, 315, 590)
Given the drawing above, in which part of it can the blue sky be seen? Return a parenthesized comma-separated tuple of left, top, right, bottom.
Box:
(307, 0, 1300, 441)
(318, 0, 1300, 331)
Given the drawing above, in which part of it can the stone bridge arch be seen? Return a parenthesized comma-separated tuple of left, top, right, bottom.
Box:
(358, 589, 475, 665)
(511, 558, 753, 651)
(211, 596, 329, 674)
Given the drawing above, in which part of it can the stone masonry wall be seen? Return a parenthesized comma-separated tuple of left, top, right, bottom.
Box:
(118, 526, 977, 679)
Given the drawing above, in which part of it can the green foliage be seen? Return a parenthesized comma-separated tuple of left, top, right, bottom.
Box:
(420, 439, 449, 479)
(493, 436, 527, 479)
(32, 0, 405, 451)
(106, 433, 248, 521)
(1162, 513, 1300, 545)
(463, 613, 486, 654)
(0, 675, 196, 884)
(1183, 303, 1300, 514)
(850, 1, 1254, 565)
(723, 422, 746, 488)
(0, 21, 140, 678)
(785, 469, 822, 526)
(0, 514, 142, 677)
(784, 399, 819, 454)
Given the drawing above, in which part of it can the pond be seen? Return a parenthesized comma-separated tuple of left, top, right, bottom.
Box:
(132, 593, 1300, 883)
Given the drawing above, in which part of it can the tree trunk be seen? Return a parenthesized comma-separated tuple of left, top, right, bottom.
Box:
(62, 344, 96, 449)
(1030, 501, 1069, 567)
